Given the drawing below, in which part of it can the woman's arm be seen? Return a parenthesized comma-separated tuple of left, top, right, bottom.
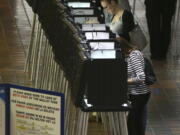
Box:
(122, 10, 135, 32)
(119, 10, 135, 41)
(128, 51, 145, 84)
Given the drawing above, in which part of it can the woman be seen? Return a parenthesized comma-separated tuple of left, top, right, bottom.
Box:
(117, 37, 151, 135)
(100, 0, 134, 41)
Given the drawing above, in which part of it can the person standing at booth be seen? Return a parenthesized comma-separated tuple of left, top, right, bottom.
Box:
(116, 37, 151, 135)
(101, 0, 131, 24)
(100, 0, 135, 41)
(145, 0, 177, 60)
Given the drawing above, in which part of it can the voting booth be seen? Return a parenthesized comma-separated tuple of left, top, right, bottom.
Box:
(76, 40, 130, 111)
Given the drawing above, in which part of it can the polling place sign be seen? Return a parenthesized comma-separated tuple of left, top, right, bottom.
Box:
(0, 84, 64, 135)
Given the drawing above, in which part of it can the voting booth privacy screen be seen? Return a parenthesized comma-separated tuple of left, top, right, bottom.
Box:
(0, 84, 64, 135)
(75, 51, 130, 112)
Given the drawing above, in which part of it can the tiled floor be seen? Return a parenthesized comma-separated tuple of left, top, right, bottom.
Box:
(0, 0, 32, 86)
(145, 59, 180, 135)
(1, 0, 180, 135)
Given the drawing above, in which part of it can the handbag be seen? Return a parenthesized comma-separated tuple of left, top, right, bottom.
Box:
(144, 57, 157, 85)
(129, 23, 147, 51)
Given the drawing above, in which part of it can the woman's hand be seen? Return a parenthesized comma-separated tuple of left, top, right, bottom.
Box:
(127, 78, 133, 84)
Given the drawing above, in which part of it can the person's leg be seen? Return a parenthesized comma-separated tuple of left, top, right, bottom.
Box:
(127, 96, 137, 135)
(142, 105, 148, 132)
(128, 93, 151, 135)
(160, 0, 176, 58)
(145, 0, 162, 59)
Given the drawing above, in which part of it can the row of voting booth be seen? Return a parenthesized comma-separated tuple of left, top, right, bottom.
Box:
(38, 0, 130, 111)
(24, 0, 130, 135)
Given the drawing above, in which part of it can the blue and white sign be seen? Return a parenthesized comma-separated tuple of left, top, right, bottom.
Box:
(0, 84, 64, 135)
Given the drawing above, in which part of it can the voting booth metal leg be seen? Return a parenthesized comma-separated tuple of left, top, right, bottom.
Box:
(34, 29, 43, 87)
(100, 113, 110, 135)
(24, 13, 37, 72)
(101, 112, 128, 135)
(25, 15, 129, 135)
(30, 21, 41, 81)
(40, 39, 50, 89)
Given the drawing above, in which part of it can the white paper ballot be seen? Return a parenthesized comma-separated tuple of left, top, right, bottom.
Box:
(74, 17, 98, 24)
(82, 24, 106, 31)
(82, 24, 94, 31)
(67, 2, 91, 8)
(91, 50, 116, 59)
(90, 42, 115, 50)
(85, 32, 110, 40)
(93, 24, 106, 31)
(71, 9, 94, 15)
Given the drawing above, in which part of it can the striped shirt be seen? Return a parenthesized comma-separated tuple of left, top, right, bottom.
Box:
(127, 50, 150, 95)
